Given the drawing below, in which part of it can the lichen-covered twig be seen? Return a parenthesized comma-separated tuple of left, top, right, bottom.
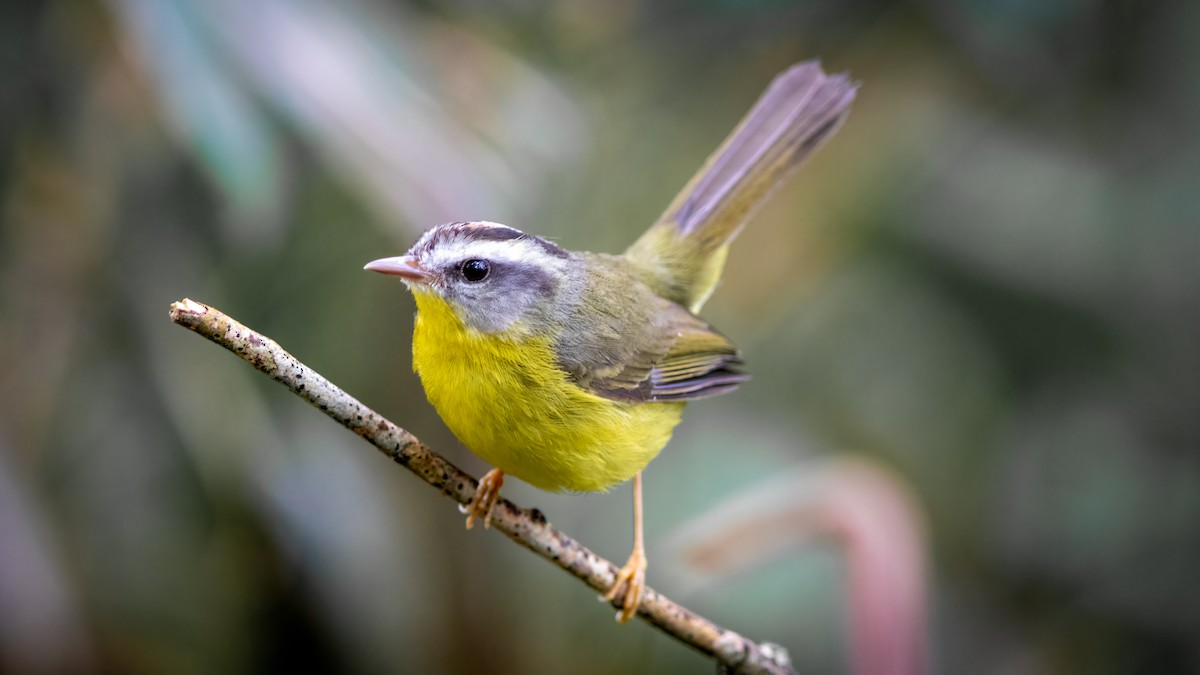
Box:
(169, 298, 795, 675)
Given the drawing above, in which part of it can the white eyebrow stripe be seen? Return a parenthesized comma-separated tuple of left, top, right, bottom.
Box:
(426, 237, 557, 269)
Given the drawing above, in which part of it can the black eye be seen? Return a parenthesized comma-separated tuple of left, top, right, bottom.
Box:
(460, 259, 490, 282)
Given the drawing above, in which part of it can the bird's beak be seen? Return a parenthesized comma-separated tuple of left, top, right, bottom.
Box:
(363, 255, 431, 283)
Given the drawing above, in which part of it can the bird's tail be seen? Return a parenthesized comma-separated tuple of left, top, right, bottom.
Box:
(624, 61, 857, 312)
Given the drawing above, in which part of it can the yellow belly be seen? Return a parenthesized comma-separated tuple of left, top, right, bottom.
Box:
(411, 291, 683, 492)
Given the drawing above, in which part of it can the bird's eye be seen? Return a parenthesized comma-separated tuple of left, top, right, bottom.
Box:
(460, 259, 490, 282)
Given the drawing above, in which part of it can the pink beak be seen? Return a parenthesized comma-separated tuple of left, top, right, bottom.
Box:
(363, 255, 431, 283)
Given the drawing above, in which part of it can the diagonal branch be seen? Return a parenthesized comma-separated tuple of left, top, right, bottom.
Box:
(168, 298, 796, 675)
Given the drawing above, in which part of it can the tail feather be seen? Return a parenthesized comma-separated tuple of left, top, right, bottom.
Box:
(625, 61, 857, 311)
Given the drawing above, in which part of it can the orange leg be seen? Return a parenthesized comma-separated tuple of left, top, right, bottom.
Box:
(603, 471, 647, 623)
(464, 468, 504, 530)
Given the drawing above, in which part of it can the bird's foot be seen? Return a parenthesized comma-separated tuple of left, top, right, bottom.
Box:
(463, 468, 504, 530)
(603, 547, 646, 623)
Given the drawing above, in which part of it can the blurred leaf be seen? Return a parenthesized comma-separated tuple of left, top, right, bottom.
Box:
(108, 0, 286, 246)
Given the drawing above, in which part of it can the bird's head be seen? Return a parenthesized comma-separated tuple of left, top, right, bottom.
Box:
(365, 221, 576, 335)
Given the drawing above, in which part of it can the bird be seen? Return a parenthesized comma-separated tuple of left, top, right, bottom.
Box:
(365, 61, 856, 623)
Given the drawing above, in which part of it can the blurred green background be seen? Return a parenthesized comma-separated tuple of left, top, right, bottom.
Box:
(2, 0, 1198, 673)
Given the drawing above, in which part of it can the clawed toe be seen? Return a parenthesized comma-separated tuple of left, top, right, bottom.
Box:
(603, 549, 646, 623)
(464, 468, 505, 530)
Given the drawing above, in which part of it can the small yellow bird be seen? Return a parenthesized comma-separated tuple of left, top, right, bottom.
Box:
(366, 61, 856, 622)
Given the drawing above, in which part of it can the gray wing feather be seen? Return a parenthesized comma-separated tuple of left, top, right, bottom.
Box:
(554, 256, 747, 404)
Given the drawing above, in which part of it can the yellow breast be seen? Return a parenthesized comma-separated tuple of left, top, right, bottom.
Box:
(410, 291, 683, 493)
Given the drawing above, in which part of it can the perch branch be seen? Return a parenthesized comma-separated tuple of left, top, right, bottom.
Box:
(169, 298, 795, 675)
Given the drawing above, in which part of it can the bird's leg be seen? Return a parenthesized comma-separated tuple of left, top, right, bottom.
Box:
(604, 471, 647, 623)
(463, 468, 504, 530)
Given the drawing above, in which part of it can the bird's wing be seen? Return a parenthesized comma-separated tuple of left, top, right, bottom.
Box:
(643, 304, 748, 402)
(554, 262, 747, 403)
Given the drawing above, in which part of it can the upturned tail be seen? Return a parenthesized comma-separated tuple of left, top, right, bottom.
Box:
(624, 61, 857, 312)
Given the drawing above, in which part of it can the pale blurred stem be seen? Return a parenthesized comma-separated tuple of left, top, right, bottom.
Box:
(168, 298, 795, 675)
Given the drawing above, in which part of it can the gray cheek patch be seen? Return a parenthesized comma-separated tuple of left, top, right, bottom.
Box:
(442, 260, 561, 334)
